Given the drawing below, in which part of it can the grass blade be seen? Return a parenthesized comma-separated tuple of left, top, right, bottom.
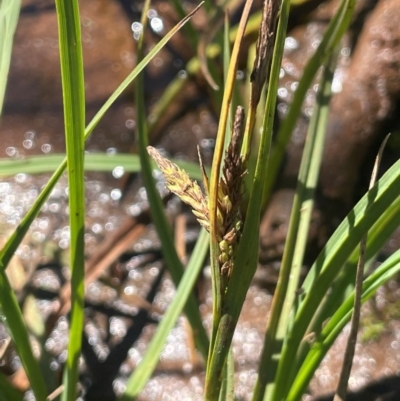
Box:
(333, 135, 390, 401)
(53, 0, 86, 399)
(0, 0, 21, 115)
(120, 229, 209, 400)
(0, 153, 207, 179)
(308, 193, 400, 346)
(273, 156, 400, 401)
(287, 246, 400, 401)
(0, 271, 47, 400)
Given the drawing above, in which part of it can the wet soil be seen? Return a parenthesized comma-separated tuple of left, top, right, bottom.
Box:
(1, 0, 400, 400)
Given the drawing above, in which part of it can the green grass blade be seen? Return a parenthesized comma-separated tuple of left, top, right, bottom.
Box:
(0, 4, 203, 276)
(120, 229, 209, 400)
(281, 51, 336, 320)
(0, 271, 48, 400)
(255, 50, 336, 401)
(262, 0, 356, 206)
(287, 247, 400, 401)
(273, 157, 400, 401)
(0, 153, 206, 179)
(0, 0, 21, 115)
(54, 0, 86, 399)
(135, 0, 208, 359)
(218, 346, 235, 401)
(294, 193, 400, 374)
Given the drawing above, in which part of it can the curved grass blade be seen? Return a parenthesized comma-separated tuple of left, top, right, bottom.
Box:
(120, 229, 209, 400)
(306, 193, 400, 350)
(287, 246, 400, 401)
(272, 156, 400, 401)
(333, 135, 389, 401)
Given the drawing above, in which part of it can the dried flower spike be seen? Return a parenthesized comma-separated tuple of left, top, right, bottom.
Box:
(217, 106, 247, 276)
(147, 146, 210, 231)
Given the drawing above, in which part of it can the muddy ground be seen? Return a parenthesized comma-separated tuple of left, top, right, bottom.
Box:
(1, 0, 400, 400)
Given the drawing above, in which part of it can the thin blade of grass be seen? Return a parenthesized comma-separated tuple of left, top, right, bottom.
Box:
(223, 8, 243, 121)
(287, 245, 400, 401)
(278, 51, 336, 332)
(84, 3, 204, 142)
(219, 346, 235, 401)
(0, 271, 47, 401)
(135, 0, 208, 359)
(0, 3, 204, 276)
(262, 0, 356, 207)
(288, 188, 400, 394)
(307, 193, 400, 348)
(273, 156, 400, 401)
(0, 0, 21, 115)
(217, 19, 234, 401)
(0, 153, 207, 179)
(120, 229, 209, 400)
(54, 0, 86, 399)
(255, 48, 337, 401)
(223, 10, 232, 150)
(333, 135, 390, 401)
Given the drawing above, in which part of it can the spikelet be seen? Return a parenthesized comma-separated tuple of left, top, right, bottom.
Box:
(217, 106, 247, 276)
(147, 146, 209, 232)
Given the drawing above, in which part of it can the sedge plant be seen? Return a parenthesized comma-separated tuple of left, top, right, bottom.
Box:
(1, 0, 400, 401)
